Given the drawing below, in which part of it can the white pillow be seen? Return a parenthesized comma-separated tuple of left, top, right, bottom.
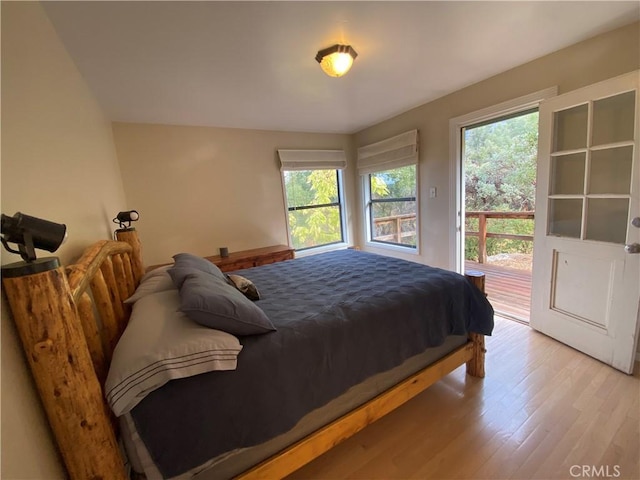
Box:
(124, 266, 175, 304)
(106, 289, 242, 416)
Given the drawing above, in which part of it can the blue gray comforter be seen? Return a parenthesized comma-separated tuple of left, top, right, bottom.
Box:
(130, 250, 494, 478)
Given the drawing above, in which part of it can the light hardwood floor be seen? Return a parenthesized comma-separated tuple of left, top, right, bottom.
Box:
(287, 317, 640, 479)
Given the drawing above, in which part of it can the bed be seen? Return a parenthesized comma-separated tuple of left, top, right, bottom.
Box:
(2, 229, 493, 480)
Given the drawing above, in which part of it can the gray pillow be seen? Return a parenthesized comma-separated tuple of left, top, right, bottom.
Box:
(169, 252, 225, 288)
(106, 290, 242, 416)
(179, 270, 275, 335)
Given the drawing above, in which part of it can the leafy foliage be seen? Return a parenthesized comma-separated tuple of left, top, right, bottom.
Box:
(464, 112, 538, 261)
(370, 165, 417, 247)
(465, 112, 538, 212)
(285, 170, 342, 249)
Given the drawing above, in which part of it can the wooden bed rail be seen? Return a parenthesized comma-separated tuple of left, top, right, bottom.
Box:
(2, 232, 144, 480)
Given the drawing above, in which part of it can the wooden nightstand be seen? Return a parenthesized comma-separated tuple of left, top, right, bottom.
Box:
(205, 245, 294, 272)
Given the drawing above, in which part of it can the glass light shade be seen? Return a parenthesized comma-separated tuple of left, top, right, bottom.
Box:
(316, 44, 357, 78)
(320, 52, 354, 77)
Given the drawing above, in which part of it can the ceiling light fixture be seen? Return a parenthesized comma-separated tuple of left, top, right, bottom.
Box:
(315, 44, 358, 78)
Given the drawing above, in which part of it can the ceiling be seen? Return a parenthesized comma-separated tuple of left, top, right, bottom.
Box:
(42, 1, 639, 134)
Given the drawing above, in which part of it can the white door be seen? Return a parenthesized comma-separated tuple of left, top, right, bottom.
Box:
(531, 71, 640, 374)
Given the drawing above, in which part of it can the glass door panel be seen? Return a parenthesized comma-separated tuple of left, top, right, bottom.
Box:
(548, 199, 582, 238)
(592, 91, 636, 146)
(589, 146, 633, 194)
(553, 104, 588, 152)
(550, 153, 585, 194)
(585, 198, 629, 244)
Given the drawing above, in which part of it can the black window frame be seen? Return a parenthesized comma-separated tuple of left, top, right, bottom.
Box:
(367, 166, 418, 249)
(285, 169, 346, 251)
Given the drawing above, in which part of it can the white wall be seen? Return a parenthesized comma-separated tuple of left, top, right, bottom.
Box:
(112, 123, 355, 266)
(1, 2, 128, 478)
(354, 22, 640, 269)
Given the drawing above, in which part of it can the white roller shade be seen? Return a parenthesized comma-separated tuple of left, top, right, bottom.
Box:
(357, 129, 418, 175)
(278, 149, 347, 171)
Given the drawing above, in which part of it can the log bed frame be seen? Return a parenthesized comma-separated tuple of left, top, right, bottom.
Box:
(2, 230, 487, 480)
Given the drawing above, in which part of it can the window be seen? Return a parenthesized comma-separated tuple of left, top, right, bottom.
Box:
(284, 170, 345, 250)
(358, 130, 419, 250)
(278, 149, 347, 251)
(367, 165, 417, 247)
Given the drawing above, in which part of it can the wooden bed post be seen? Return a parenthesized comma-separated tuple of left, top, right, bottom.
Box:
(115, 228, 145, 281)
(464, 270, 487, 378)
(2, 265, 128, 480)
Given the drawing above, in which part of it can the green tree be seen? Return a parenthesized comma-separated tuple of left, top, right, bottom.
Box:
(370, 165, 417, 246)
(464, 111, 538, 261)
(371, 165, 416, 216)
(465, 112, 538, 211)
(285, 170, 342, 249)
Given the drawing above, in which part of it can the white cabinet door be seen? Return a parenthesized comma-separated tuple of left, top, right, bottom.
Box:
(531, 71, 640, 374)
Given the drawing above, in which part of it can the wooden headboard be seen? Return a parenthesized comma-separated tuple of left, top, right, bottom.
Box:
(2, 229, 144, 480)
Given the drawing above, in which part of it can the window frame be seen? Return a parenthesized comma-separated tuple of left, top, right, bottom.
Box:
(363, 164, 419, 253)
(281, 168, 349, 254)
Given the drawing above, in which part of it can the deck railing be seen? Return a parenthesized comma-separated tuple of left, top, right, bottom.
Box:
(371, 213, 417, 243)
(372, 211, 535, 263)
(465, 211, 534, 263)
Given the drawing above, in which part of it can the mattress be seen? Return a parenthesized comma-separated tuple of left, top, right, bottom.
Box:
(121, 335, 468, 479)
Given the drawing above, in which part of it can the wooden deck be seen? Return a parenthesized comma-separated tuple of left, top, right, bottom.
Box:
(466, 261, 531, 322)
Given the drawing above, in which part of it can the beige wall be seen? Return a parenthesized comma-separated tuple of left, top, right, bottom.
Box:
(354, 21, 640, 269)
(112, 123, 355, 266)
(1, 2, 128, 478)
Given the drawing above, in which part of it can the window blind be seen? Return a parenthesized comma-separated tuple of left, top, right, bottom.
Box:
(278, 149, 347, 171)
(357, 129, 418, 175)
